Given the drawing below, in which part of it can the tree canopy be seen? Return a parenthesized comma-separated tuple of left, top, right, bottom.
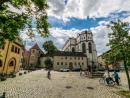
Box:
(106, 19, 130, 90)
(0, 0, 50, 48)
(42, 40, 59, 54)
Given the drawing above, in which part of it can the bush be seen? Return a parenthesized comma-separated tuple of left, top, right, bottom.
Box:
(19, 73, 22, 76)
(1, 77, 7, 81)
(24, 72, 26, 74)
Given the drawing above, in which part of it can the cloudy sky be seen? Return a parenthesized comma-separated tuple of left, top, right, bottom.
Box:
(20, 0, 130, 56)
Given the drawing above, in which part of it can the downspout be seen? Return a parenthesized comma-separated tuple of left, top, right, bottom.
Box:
(3, 42, 10, 72)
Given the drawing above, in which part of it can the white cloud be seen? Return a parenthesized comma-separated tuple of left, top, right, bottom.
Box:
(47, 0, 130, 21)
(90, 25, 112, 56)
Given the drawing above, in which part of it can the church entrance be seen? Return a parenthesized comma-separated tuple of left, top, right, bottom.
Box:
(69, 62, 73, 70)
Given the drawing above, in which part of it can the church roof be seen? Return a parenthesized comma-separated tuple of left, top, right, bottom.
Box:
(30, 43, 41, 50)
(41, 51, 86, 57)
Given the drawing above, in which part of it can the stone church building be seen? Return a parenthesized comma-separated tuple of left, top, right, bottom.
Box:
(62, 30, 98, 66)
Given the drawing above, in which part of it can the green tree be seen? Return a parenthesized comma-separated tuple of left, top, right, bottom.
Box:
(42, 40, 58, 54)
(44, 56, 52, 69)
(0, 0, 50, 48)
(106, 19, 130, 90)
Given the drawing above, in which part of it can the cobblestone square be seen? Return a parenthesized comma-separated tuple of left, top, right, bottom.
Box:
(0, 70, 129, 98)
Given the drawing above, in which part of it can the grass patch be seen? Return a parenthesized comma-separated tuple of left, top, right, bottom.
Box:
(119, 90, 130, 98)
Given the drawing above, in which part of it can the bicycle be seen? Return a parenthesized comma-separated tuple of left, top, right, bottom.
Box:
(99, 77, 115, 86)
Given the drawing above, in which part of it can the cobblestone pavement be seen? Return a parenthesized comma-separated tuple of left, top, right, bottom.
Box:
(0, 70, 129, 98)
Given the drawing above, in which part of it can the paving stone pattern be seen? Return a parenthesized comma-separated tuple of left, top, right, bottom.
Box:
(0, 70, 128, 98)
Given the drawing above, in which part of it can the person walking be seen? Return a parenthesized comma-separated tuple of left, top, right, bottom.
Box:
(112, 71, 120, 85)
(104, 72, 110, 85)
(80, 70, 82, 76)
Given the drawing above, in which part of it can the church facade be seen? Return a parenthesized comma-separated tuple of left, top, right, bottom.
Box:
(62, 30, 98, 66)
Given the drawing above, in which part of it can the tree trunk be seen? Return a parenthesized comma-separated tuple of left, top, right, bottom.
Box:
(124, 60, 130, 90)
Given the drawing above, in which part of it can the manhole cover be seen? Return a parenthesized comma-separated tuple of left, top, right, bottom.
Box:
(66, 86, 72, 89)
(87, 87, 94, 89)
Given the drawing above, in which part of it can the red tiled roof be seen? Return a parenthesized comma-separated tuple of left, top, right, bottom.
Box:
(30, 43, 41, 50)
(24, 50, 29, 58)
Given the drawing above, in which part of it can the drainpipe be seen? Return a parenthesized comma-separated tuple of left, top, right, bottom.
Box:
(3, 42, 10, 72)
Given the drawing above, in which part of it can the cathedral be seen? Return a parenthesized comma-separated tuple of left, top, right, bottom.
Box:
(62, 30, 98, 66)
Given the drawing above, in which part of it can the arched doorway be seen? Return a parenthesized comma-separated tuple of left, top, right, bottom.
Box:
(69, 62, 73, 70)
(6, 58, 16, 74)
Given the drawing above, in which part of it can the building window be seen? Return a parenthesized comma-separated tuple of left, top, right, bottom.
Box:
(70, 58, 72, 59)
(11, 45, 14, 52)
(15, 47, 17, 53)
(78, 57, 80, 60)
(75, 62, 76, 65)
(82, 63, 84, 65)
(61, 57, 63, 59)
(82, 43, 86, 53)
(18, 48, 20, 54)
(82, 57, 83, 60)
(39, 51, 40, 53)
(57, 62, 59, 65)
(75, 57, 76, 60)
(88, 42, 92, 53)
(84, 37, 85, 39)
(9, 61, 14, 66)
(65, 57, 67, 59)
(32, 50, 35, 53)
(78, 62, 80, 65)
(0, 60, 2, 67)
(72, 47, 75, 52)
(65, 62, 67, 65)
(61, 62, 63, 65)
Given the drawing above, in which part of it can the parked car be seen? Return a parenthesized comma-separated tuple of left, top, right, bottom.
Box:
(96, 68, 106, 71)
(28, 67, 36, 71)
(109, 68, 120, 72)
(82, 68, 89, 71)
(60, 68, 69, 72)
(71, 68, 82, 71)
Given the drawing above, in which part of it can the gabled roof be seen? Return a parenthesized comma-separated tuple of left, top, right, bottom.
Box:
(30, 43, 41, 50)
(24, 50, 29, 58)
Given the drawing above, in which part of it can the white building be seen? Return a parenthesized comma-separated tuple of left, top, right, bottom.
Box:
(40, 51, 87, 71)
(62, 30, 98, 66)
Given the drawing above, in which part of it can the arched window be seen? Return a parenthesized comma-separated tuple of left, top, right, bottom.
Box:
(9, 61, 14, 66)
(0, 60, 2, 67)
(82, 43, 86, 53)
(72, 47, 75, 52)
(88, 42, 92, 53)
(8, 58, 16, 66)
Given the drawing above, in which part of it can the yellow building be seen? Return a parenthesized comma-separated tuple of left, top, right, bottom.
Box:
(0, 40, 23, 74)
